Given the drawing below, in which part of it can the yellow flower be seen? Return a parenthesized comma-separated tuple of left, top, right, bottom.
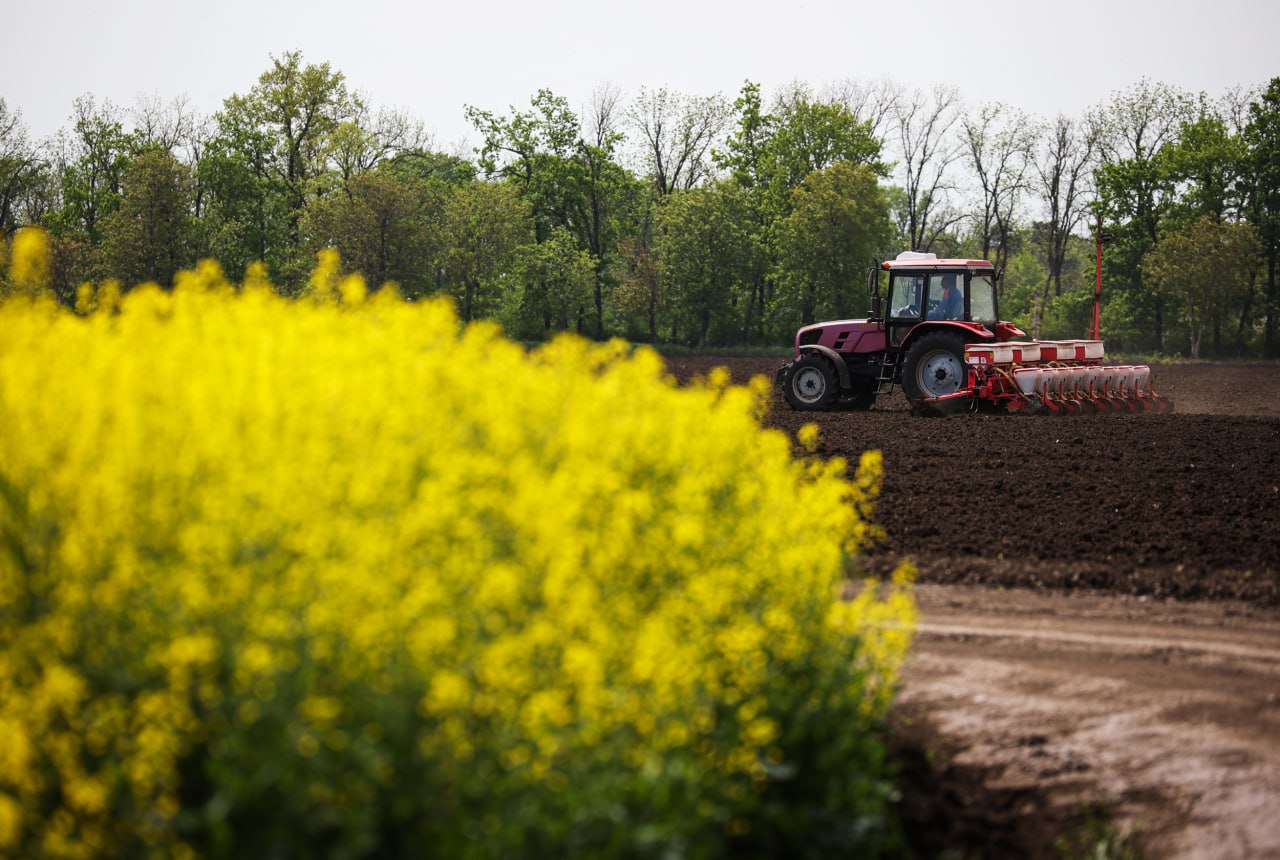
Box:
(0, 793, 22, 850)
(423, 671, 470, 713)
(0, 234, 915, 856)
(4, 227, 51, 297)
(797, 422, 821, 451)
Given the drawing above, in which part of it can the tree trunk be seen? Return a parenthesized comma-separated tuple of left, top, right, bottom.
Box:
(801, 284, 815, 327)
(1266, 253, 1278, 359)
(1235, 283, 1254, 358)
(378, 222, 388, 288)
(594, 266, 604, 341)
(648, 282, 658, 344)
(757, 275, 767, 343)
(1031, 278, 1049, 340)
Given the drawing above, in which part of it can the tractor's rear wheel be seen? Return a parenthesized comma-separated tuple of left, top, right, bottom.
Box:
(783, 353, 839, 411)
(902, 332, 972, 414)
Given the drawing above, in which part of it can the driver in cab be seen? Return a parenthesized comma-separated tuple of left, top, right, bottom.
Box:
(930, 274, 963, 320)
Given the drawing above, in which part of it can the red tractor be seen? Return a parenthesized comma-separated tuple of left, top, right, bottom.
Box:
(775, 252, 1170, 415)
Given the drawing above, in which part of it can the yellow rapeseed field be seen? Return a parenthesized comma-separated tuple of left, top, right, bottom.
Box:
(0, 228, 915, 859)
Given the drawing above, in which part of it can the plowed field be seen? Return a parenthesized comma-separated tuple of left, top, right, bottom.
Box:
(667, 357, 1280, 858)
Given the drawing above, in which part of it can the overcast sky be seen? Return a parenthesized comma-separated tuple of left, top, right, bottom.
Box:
(4, 0, 1278, 151)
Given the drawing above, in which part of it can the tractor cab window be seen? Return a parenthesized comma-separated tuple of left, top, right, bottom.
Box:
(926, 274, 964, 320)
(889, 274, 924, 321)
(968, 274, 997, 325)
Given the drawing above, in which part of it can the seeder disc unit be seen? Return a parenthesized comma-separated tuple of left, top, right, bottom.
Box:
(932, 339, 1173, 415)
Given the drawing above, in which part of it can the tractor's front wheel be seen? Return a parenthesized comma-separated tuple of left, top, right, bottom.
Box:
(783, 353, 838, 411)
(902, 332, 972, 414)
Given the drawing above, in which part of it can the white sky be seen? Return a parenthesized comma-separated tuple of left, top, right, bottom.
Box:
(4, 0, 1278, 152)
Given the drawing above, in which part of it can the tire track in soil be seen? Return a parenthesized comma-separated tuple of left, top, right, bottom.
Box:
(898, 584, 1280, 859)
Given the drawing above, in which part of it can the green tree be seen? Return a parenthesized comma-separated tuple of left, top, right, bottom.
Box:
(10, 159, 58, 231)
(714, 82, 774, 196)
(766, 86, 887, 207)
(197, 117, 291, 282)
(656, 182, 761, 347)
(1164, 107, 1248, 224)
(715, 81, 888, 342)
(1244, 78, 1280, 357)
(613, 235, 666, 343)
(97, 148, 195, 287)
(1092, 79, 1196, 352)
(1030, 114, 1097, 338)
(227, 51, 358, 205)
(304, 168, 443, 297)
(0, 99, 43, 236)
(821, 78, 904, 142)
(1161, 102, 1257, 353)
(717, 82, 886, 221)
(508, 226, 595, 335)
(328, 105, 429, 184)
(1143, 216, 1262, 357)
(713, 82, 775, 341)
(775, 162, 892, 328)
(572, 86, 645, 337)
(467, 89, 579, 243)
(51, 95, 134, 243)
(213, 52, 360, 286)
(439, 181, 533, 322)
(385, 149, 477, 187)
(468, 88, 641, 338)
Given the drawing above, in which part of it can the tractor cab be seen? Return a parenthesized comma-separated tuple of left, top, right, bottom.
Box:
(877, 253, 1001, 348)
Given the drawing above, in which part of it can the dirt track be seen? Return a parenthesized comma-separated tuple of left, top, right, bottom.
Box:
(667, 357, 1280, 858)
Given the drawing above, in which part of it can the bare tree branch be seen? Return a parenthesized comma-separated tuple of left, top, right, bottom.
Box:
(892, 84, 963, 251)
(626, 86, 729, 195)
(961, 102, 1040, 279)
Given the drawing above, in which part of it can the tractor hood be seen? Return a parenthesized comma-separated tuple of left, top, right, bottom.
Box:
(794, 318, 885, 355)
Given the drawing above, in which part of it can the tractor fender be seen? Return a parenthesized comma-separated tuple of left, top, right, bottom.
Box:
(797, 344, 852, 391)
(899, 321, 995, 353)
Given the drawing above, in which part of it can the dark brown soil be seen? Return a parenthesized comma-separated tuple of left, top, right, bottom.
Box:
(666, 357, 1280, 605)
(665, 356, 1280, 858)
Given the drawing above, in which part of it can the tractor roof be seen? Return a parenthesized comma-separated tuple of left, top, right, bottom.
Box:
(881, 256, 994, 271)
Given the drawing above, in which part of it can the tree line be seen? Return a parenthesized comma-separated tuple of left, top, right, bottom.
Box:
(2, 53, 1278, 357)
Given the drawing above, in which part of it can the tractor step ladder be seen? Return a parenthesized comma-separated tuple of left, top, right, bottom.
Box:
(874, 351, 899, 395)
